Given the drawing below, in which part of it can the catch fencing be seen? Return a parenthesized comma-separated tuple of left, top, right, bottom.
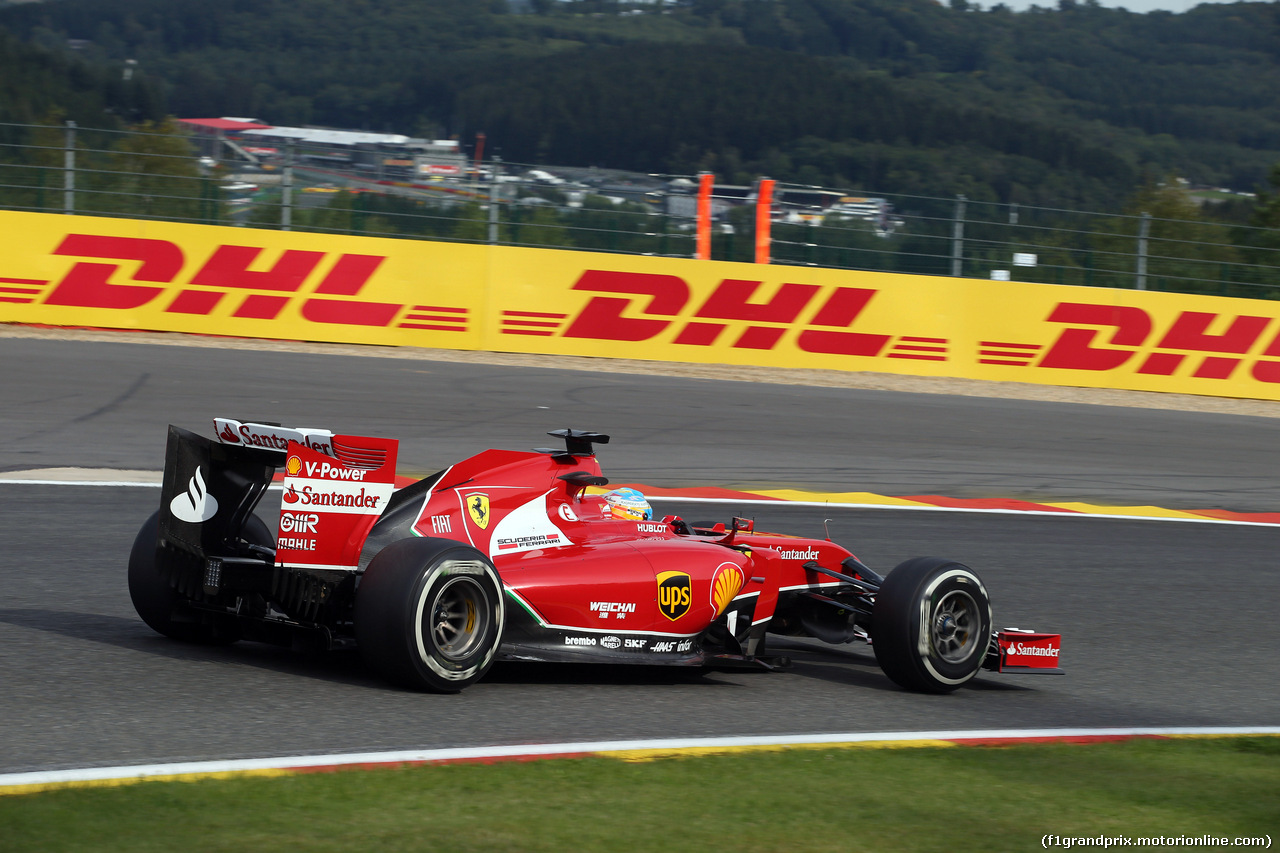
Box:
(1, 120, 1276, 299)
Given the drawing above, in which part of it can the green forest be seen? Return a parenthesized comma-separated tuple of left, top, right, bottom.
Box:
(2, 0, 1280, 209)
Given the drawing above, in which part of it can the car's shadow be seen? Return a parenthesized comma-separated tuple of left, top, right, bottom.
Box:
(766, 637, 1032, 693)
(0, 608, 731, 691)
(485, 660, 720, 687)
(0, 607, 385, 688)
(0, 608, 1031, 694)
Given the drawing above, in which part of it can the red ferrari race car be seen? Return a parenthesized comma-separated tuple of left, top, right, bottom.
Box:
(129, 422, 1061, 694)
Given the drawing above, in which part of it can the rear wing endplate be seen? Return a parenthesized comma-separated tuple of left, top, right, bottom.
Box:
(159, 420, 400, 573)
(158, 425, 277, 560)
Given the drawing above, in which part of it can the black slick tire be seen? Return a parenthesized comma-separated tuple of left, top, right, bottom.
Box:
(127, 509, 272, 643)
(355, 537, 505, 693)
(871, 557, 992, 693)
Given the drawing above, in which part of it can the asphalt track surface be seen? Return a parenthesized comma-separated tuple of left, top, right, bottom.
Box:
(1, 336, 1278, 774)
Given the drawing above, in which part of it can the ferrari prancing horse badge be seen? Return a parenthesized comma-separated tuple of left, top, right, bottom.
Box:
(466, 493, 491, 530)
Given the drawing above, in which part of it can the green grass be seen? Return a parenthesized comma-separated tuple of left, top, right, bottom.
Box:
(2, 738, 1277, 852)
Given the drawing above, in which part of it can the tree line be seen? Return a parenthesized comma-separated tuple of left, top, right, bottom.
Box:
(2, 0, 1278, 209)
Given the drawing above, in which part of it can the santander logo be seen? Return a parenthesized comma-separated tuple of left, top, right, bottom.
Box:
(211, 419, 335, 456)
(1007, 642, 1059, 658)
(170, 467, 218, 523)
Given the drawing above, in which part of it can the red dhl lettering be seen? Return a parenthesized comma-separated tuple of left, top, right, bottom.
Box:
(32, 238, 1280, 388)
(40, 234, 400, 327)
(560, 270, 891, 357)
(1039, 302, 1280, 383)
(555, 276, 1280, 384)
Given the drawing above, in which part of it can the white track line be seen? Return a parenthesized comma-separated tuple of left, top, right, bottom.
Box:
(3, 727, 1278, 792)
(0, 479, 280, 490)
(1, 476, 1276, 526)
(0, 479, 161, 487)
(648, 497, 1280, 527)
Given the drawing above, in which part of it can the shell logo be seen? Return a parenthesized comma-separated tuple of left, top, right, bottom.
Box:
(710, 563, 746, 617)
(285, 455, 303, 476)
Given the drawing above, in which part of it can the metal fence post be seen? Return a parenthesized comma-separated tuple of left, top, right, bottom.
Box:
(488, 155, 502, 245)
(63, 120, 77, 214)
(951, 194, 966, 277)
(281, 140, 294, 231)
(1136, 211, 1151, 290)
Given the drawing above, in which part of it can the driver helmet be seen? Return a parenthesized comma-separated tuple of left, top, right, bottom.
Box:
(602, 487, 652, 521)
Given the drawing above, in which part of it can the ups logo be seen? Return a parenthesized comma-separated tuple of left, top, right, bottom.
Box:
(657, 571, 691, 621)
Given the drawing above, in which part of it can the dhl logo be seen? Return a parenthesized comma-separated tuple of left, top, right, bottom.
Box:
(12, 234, 469, 332)
(501, 270, 949, 362)
(991, 302, 1280, 384)
(12, 231, 1280, 391)
(523, 271, 1280, 385)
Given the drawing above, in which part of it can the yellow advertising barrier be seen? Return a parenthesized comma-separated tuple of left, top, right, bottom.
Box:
(5, 210, 1280, 401)
(0, 212, 491, 349)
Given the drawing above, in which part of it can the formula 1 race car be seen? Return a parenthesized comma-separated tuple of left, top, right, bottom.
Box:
(129, 422, 1061, 694)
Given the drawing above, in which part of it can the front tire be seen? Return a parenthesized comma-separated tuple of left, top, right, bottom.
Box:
(871, 557, 992, 693)
(355, 538, 505, 693)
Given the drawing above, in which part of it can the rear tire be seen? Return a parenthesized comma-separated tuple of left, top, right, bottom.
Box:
(355, 538, 505, 693)
(128, 510, 273, 643)
(871, 557, 992, 693)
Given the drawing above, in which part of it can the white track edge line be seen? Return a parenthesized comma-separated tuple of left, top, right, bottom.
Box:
(0, 479, 162, 487)
(3, 726, 1278, 789)
(1, 479, 1274, 526)
(0, 480, 283, 490)
(650, 494, 1280, 522)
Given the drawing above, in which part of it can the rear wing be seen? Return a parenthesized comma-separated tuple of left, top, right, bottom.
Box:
(158, 420, 398, 571)
(276, 434, 398, 570)
(158, 425, 278, 561)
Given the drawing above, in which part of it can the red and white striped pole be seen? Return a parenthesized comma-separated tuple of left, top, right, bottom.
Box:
(755, 177, 775, 264)
(696, 172, 714, 260)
